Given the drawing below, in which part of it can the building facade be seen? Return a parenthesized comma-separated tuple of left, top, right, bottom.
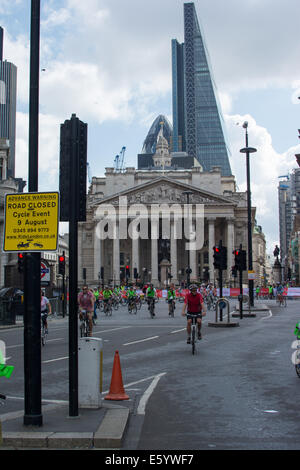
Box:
(171, 3, 232, 176)
(78, 159, 255, 288)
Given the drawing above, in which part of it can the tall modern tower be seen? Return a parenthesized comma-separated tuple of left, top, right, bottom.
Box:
(172, 3, 232, 176)
(0, 26, 17, 177)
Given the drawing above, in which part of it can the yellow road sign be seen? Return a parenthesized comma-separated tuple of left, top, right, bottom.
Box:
(3, 192, 59, 252)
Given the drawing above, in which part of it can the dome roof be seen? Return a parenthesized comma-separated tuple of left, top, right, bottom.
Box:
(141, 115, 173, 154)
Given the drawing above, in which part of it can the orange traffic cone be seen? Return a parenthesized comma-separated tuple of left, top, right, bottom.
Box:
(105, 350, 129, 401)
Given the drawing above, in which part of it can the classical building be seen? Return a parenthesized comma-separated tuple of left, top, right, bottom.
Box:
(252, 223, 267, 287)
(0, 138, 25, 287)
(78, 133, 255, 288)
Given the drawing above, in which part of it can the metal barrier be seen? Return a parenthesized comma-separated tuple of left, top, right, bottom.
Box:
(208, 297, 239, 328)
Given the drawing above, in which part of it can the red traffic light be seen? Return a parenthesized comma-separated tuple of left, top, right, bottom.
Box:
(18, 253, 24, 259)
(214, 247, 220, 252)
(59, 256, 65, 262)
(126, 265, 130, 269)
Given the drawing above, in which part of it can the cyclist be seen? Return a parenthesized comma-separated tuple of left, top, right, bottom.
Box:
(167, 283, 176, 315)
(127, 286, 137, 310)
(41, 290, 52, 334)
(102, 286, 113, 312)
(276, 283, 284, 303)
(181, 284, 206, 343)
(146, 283, 157, 316)
(78, 285, 95, 336)
(294, 322, 300, 339)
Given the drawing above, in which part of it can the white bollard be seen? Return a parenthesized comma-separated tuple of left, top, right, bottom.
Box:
(78, 337, 103, 408)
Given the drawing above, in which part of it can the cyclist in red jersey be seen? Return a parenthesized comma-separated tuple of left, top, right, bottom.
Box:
(181, 284, 206, 343)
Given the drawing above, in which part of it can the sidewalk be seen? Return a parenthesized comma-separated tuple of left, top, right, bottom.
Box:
(0, 315, 131, 450)
(0, 399, 130, 449)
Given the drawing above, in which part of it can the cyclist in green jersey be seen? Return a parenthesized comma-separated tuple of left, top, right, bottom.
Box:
(146, 284, 157, 316)
(167, 283, 176, 315)
(103, 286, 113, 307)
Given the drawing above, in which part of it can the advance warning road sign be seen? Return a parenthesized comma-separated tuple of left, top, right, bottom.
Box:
(3, 192, 59, 252)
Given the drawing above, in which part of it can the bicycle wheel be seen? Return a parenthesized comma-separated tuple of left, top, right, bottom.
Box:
(132, 303, 137, 315)
(80, 322, 85, 337)
(191, 327, 196, 355)
(41, 326, 46, 346)
(149, 302, 154, 318)
(170, 302, 174, 318)
(295, 364, 300, 378)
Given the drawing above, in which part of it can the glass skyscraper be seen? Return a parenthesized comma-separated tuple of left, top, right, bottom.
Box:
(0, 26, 17, 177)
(172, 3, 232, 176)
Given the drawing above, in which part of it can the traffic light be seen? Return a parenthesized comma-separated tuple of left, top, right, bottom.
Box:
(233, 249, 247, 271)
(58, 255, 65, 275)
(213, 246, 227, 270)
(100, 266, 104, 279)
(126, 265, 130, 278)
(134, 268, 138, 279)
(59, 115, 87, 222)
(17, 253, 24, 273)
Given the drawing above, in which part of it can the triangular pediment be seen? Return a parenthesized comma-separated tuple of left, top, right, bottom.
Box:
(91, 176, 235, 207)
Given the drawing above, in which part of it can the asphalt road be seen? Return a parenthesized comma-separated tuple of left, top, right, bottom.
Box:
(0, 297, 299, 450)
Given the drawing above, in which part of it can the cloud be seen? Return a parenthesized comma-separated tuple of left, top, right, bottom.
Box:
(226, 114, 300, 252)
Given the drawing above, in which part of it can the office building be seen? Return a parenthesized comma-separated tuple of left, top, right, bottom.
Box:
(0, 27, 17, 177)
(172, 3, 232, 176)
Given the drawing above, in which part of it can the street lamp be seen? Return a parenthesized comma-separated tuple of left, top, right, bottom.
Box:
(240, 121, 257, 307)
(183, 190, 193, 286)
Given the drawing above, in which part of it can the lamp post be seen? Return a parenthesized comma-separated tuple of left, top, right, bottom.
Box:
(240, 122, 257, 307)
(183, 190, 193, 286)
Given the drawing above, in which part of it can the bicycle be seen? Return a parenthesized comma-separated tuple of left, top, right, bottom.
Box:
(128, 298, 137, 315)
(168, 298, 176, 317)
(41, 313, 48, 346)
(103, 299, 112, 316)
(112, 296, 119, 311)
(79, 309, 90, 337)
(186, 314, 202, 355)
(277, 294, 287, 307)
(147, 298, 156, 318)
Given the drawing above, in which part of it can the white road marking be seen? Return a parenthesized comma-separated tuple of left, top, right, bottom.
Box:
(123, 336, 159, 346)
(137, 372, 166, 415)
(171, 328, 186, 334)
(43, 356, 69, 364)
(260, 310, 273, 320)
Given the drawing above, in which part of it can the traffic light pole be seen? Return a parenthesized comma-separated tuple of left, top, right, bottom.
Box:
(23, 0, 42, 427)
(239, 267, 243, 320)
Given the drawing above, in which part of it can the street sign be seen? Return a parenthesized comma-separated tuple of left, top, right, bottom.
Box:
(41, 261, 50, 282)
(248, 270, 256, 280)
(3, 192, 59, 252)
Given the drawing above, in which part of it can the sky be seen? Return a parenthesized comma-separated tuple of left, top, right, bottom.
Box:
(1, 0, 300, 257)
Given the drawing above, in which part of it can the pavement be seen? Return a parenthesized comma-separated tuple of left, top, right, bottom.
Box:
(0, 316, 131, 450)
(0, 397, 131, 450)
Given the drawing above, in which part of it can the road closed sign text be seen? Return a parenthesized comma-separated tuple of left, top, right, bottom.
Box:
(3, 192, 59, 252)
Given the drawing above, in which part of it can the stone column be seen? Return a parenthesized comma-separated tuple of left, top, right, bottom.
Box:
(132, 236, 139, 283)
(190, 223, 197, 282)
(208, 217, 216, 284)
(227, 217, 235, 284)
(113, 221, 120, 286)
(94, 223, 101, 283)
(170, 220, 178, 285)
(151, 219, 159, 287)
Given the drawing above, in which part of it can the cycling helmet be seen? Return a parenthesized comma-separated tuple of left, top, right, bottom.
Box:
(189, 284, 198, 291)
